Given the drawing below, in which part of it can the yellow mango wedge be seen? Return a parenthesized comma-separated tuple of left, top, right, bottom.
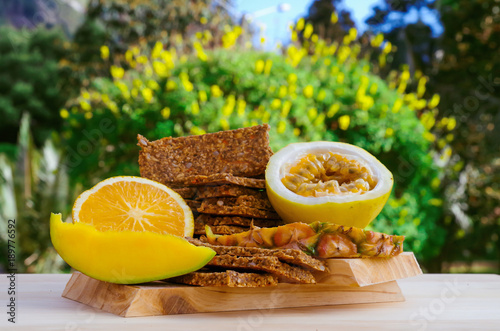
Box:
(50, 213, 215, 284)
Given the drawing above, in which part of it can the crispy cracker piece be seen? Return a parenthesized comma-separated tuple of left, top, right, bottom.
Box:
(138, 125, 273, 183)
(196, 214, 282, 228)
(182, 173, 265, 189)
(188, 238, 326, 272)
(194, 223, 248, 235)
(203, 196, 274, 211)
(195, 185, 266, 200)
(172, 187, 198, 199)
(208, 255, 316, 284)
(185, 199, 202, 212)
(198, 201, 280, 219)
(168, 270, 278, 287)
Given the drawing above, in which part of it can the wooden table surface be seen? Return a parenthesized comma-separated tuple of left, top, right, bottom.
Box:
(2, 273, 499, 330)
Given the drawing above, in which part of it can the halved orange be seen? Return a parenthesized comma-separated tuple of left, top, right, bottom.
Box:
(72, 176, 194, 237)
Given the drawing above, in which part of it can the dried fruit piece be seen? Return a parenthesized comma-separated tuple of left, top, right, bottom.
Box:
(206, 222, 405, 259)
(266, 142, 393, 228)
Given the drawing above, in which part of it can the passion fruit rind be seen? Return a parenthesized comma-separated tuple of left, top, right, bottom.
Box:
(265, 142, 393, 228)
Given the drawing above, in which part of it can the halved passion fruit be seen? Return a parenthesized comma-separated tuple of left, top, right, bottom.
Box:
(265, 142, 393, 228)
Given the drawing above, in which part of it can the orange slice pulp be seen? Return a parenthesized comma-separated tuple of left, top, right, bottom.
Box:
(72, 176, 194, 237)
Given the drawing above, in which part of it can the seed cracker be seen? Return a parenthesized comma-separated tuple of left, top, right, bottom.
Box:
(181, 173, 266, 189)
(195, 185, 266, 200)
(194, 223, 248, 235)
(198, 201, 281, 219)
(196, 214, 282, 228)
(208, 255, 316, 284)
(138, 125, 273, 184)
(168, 270, 278, 287)
(172, 187, 198, 199)
(203, 196, 274, 211)
(188, 238, 326, 272)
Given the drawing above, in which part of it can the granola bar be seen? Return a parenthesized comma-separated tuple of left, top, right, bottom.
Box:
(196, 214, 282, 228)
(182, 173, 265, 189)
(203, 196, 274, 211)
(138, 125, 273, 184)
(195, 184, 266, 200)
(194, 223, 248, 235)
(172, 187, 198, 199)
(207, 255, 316, 284)
(198, 201, 280, 219)
(168, 270, 278, 287)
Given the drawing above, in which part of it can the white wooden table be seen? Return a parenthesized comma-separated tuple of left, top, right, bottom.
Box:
(1, 273, 499, 330)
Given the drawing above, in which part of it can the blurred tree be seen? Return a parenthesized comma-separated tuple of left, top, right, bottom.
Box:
(0, 27, 73, 146)
(301, 0, 355, 43)
(364, 0, 500, 272)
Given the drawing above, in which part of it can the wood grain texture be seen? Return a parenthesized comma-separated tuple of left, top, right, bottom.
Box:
(62, 272, 404, 317)
(315, 252, 422, 287)
(4, 274, 500, 330)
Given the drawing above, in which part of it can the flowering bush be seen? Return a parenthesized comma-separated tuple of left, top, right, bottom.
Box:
(61, 24, 456, 267)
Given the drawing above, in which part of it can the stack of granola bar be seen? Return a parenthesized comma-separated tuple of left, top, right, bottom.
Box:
(137, 124, 284, 236)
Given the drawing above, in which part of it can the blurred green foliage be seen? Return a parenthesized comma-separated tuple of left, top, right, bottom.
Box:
(0, 27, 72, 146)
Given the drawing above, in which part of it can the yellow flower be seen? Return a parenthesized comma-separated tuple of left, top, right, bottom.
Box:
(303, 23, 313, 39)
(281, 100, 292, 117)
(423, 132, 436, 142)
(338, 115, 350, 130)
(80, 100, 91, 111)
(147, 80, 160, 91)
(271, 99, 281, 110)
(264, 59, 273, 75)
(277, 120, 286, 134)
(199, 90, 208, 103)
(291, 31, 298, 42)
(296, 18, 305, 31)
(383, 41, 392, 54)
(428, 198, 443, 207)
(141, 87, 153, 103)
(287, 73, 298, 84)
(293, 128, 301, 136)
(60, 109, 69, 119)
(220, 118, 230, 130)
(255, 59, 265, 74)
(317, 89, 326, 101)
(237, 99, 246, 117)
(200, 17, 207, 24)
(307, 107, 318, 120)
(330, 12, 338, 24)
(313, 113, 325, 127)
(303, 85, 314, 98)
(311, 34, 319, 43)
(125, 50, 133, 64)
(447, 117, 457, 131)
(211, 85, 223, 97)
(392, 99, 403, 113)
(161, 107, 170, 119)
(100, 45, 109, 60)
(84, 112, 93, 119)
(166, 80, 177, 91)
(110, 66, 124, 79)
(327, 103, 340, 118)
(428, 94, 440, 108)
(182, 80, 194, 92)
(369, 83, 378, 95)
(152, 41, 163, 59)
(191, 101, 200, 115)
(336, 72, 345, 84)
(349, 27, 357, 40)
(385, 127, 394, 137)
(153, 61, 168, 77)
(278, 86, 287, 99)
(446, 133, 454, 142)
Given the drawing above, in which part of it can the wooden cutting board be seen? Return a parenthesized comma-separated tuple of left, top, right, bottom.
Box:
(62, 252, 421, 317)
